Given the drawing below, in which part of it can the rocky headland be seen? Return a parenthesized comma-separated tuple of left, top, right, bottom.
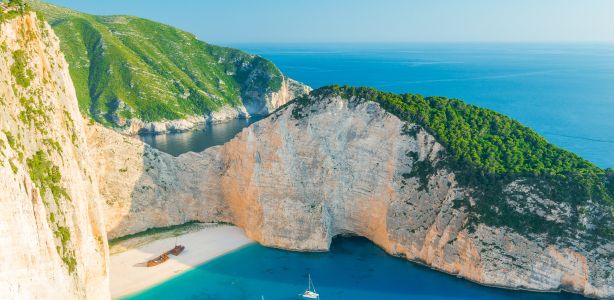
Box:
(2, 6, 613, 300)
(91, 87, 614, 298)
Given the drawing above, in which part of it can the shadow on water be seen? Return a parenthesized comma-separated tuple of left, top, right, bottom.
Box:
(138, 116, 266, 156)
(123, 237, 587, 300)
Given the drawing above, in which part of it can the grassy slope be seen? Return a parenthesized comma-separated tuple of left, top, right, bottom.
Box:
(32, 1, 283, 125)
(294, 86, 614, 246)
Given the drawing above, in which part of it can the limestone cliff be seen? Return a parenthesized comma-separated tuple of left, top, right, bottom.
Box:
(0, 11, 109, 299)
(243, 76, 313, 117)
(126, 76, 311, 135)
(91, 90, 613, 298)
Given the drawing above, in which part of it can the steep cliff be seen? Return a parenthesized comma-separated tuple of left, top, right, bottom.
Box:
(4, 2, 610, 299)
(0, 10, 109, 299)
(32, 1, 310, 134)
(92, 87, 613, 298)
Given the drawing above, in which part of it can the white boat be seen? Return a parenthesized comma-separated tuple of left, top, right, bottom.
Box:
(300, 274, 320, 299)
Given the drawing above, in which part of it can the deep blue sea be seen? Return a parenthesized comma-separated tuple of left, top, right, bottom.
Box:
(124, 237, 585, 300)
(238, 43, 614, 169)
(133, 44, 613, 299)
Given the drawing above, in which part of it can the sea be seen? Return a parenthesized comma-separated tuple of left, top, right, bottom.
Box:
(124, 237, 585, 300)
(133, 43, 614, 299)
(141, 43, 614, 169)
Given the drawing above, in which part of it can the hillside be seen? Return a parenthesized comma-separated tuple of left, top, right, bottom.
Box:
(31, 1, 309, 132)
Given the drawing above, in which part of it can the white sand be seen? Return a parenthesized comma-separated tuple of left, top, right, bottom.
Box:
(110, 225, 253, 298)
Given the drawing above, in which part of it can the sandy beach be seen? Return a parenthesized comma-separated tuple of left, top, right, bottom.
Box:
(109, 224, 253, 298)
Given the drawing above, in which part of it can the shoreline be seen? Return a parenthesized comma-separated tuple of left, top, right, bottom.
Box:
(109, 224, 253, 299)
(391, 253, 594, 299)
(118, 112, 250, 136)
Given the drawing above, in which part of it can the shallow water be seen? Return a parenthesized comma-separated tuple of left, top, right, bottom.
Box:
(123, 237, 586, 300)
(132, 44, 611, 299)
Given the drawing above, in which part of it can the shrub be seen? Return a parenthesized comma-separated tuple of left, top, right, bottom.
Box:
(11, 50, 33, 88)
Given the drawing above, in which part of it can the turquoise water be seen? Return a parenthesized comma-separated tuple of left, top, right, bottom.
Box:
(124, 237, 585, 300)
(132, 44, 611, 299)
(236, 43, 614, 169)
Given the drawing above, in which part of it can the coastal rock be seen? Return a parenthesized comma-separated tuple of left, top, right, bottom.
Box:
(92, 93, 613, 298)
(208, 104, 249, 124)
(121, 115, 208, 135)
(0, 12, 109, 300)
(265, 77, 310, 111)
(115, 77, 310, 135)
(86, 125, 233, 238)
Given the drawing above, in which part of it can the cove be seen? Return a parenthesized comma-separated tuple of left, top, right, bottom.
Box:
(122, 237, 586, 300)
(129, 44, 610, 299)
(138, 116, 265, 156)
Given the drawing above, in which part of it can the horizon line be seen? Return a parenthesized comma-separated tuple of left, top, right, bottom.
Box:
(220, 41, 614, 45)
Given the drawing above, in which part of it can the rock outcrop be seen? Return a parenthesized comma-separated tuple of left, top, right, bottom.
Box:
(243, 76, 313, 116)
(91, 92, 613, 298)
(0, 12, 109, 299)
(120, 77, 310, 135)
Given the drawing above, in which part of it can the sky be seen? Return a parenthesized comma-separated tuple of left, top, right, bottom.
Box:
(43, 0, 614, 44)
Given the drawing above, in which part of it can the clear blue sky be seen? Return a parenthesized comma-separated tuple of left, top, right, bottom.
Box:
(44, 0, 614, 44)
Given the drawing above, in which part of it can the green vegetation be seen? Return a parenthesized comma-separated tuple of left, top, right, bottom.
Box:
(43, 138, 62, 155)
(108, 221, 202, 247)
(405, 159, 436, 191)
(54, 226, 76, 273)
(0, 0, 31, 23)
(2, 130, 25, 165)
(300, 86, 614, 244)
(9, 159, 18, 174)
(32, 2, 285, 126)
(18, 96, 50, 133)
(3, 130, 17, 149)
(10, 50, 34, 88)
(26, 150, 76, 273)
(62, 110, 78, 146)
(26, 150, 68, 206)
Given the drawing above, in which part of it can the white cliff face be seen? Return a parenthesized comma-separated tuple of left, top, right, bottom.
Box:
(86, 125, 232, 238)
(263, 77, 312, 114)
(119, 106, 248, 135)
(118, 76, 311, 135)
(91, 93, 613, 298)
(0, 13, 109, 299)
